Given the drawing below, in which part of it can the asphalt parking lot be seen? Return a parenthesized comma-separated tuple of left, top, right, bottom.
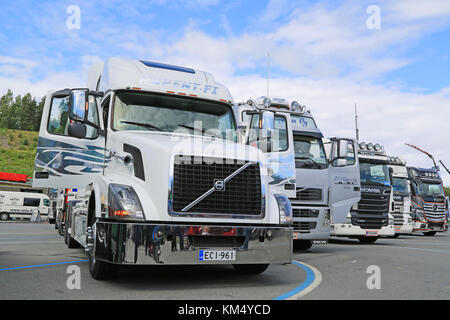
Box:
(1, 222, 449, 299)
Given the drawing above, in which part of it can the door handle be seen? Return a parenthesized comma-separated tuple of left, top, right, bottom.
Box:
(354, 187, 360, 191)
(35, 171, 49, 179)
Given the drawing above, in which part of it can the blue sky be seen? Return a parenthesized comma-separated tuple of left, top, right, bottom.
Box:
(0, 0, 450, 183)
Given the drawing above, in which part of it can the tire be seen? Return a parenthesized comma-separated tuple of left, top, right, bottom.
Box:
(65, 225, 80, 249)
(87, 220, 119, 280)
(0, 212, 9, 222)
(293, 240, 313, 250)
(232, 264, 269, 275)
(357, 236, 378, 244)
(423, 231, 437, 236)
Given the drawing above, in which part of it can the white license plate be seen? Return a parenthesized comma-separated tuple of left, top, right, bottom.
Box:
(365, 231, 378, 237)
(199, 250, 236, 261)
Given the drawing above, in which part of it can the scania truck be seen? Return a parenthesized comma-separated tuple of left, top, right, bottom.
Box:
(33, 58, 293, 279)
(331, 142, 395, 243)
(388, 156, 413, 236)
(235, 97, 361, 250)
(408, 167, 448, 235)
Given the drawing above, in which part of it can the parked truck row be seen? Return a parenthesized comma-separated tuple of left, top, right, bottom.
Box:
(29, 57, 448, 280)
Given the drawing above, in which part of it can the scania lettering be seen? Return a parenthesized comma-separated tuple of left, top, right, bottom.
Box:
(33, 58, 293, 279)
(408, 167, 448, 235)
(331, 142, 395, 243)
(388, 156, 413, 236)
(235, 97, 361, 250)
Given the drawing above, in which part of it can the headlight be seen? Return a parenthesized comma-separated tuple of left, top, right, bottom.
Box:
(275, 194, 292, 225)
(415, 209, 426, 222)
(108, 184, 144, 220)
(322, 210, 331, 226)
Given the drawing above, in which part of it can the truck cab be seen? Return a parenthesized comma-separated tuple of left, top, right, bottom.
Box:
(388, 157, 414, 236)
(407, 167, 448, 236)
(235, 97, 361, 250)
(331, 142, 395, 243)
(33, 58, 293, 279)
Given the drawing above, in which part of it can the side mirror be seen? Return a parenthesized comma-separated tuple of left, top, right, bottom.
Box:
(68, 122, 87, 139)
(69, 90, 87, 122)
(260, 111, 275, 153)
(338, 140, 348, 159)
(389, 167, 394, 185)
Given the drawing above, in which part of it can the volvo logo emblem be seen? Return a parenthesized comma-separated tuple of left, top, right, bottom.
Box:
(214, 179, 225, 191)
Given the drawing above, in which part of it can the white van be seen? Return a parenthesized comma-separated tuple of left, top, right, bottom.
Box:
(0, 191, 50, 221)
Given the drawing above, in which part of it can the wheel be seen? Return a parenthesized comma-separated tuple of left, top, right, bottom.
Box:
(0, 212, 9, 221)
(232, 264, 269, 275)
(357, 236, 378, 244)
(87, 222, 119, 280)
(293, 240, 313, 250)
(423, 231, 437, 236)
(65, 225, 80, 249)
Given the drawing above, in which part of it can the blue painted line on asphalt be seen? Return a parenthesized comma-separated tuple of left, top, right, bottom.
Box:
(0, 260, 88, 271)
(273, 261, 315, 300)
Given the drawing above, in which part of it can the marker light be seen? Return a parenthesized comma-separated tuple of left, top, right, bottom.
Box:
(359, 142, 367, 150)
(291, 101, 300, 111)
(263, 97, 272, 108)
(367, 143, 374, 150)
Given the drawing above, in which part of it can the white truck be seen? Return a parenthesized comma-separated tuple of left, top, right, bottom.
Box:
(32, 58, 293, 279)
(234, 97, 361, 250)
(331, 142, 395, 243)
(0, 191, 50, 221)
(388, 156, 413, 236)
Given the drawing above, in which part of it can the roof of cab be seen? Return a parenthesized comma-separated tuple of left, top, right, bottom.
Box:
(87, 57, 233, 103)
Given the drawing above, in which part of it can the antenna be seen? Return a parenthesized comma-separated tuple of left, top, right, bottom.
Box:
(267, 51, 270, 98)
(404, 143, 439, 170)
(355, 103, 359, 142)
(439, 160, 450, 175)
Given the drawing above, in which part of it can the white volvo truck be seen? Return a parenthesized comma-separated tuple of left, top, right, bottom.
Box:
(331, 142, 395, 243)
(33, 58, 293, 279)
(388, 156, 413, 236)
(234, 97, 361, 250)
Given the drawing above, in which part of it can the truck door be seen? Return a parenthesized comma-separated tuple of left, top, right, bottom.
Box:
(328, 138, 361, 223)
(246, 111, 296, 198)
(33, 89, 105, 189)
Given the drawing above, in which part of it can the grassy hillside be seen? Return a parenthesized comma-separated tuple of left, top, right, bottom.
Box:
(0, 128, 38, 177)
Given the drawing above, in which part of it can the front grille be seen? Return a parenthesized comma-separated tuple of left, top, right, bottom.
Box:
(188, 235, 246, 248)
(293, 221, 317, 232)
(391, 213, 404, 226)
(292, 208, 320, 218)
(172, 155, 262, 216)
(428, 222, 444, 228)
(424, 203, 446, 222)
(356, 192, 390, 215)
(291, 188, 322, 201)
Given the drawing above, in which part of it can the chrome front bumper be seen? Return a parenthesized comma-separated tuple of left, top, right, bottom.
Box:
(93, 221, 293, 265)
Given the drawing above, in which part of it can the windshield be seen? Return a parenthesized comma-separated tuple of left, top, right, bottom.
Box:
(415, 182, 445, 199)
(393, 177, 409, 194)
(113, 91, 236, 142)
(293, 135, 327, 169)
(360, 162, 391, 186)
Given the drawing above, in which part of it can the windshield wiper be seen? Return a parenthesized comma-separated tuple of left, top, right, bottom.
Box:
(120, 121, 162, 131)
(177, 124, 219, 138)
(296, 157, 321, 168)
